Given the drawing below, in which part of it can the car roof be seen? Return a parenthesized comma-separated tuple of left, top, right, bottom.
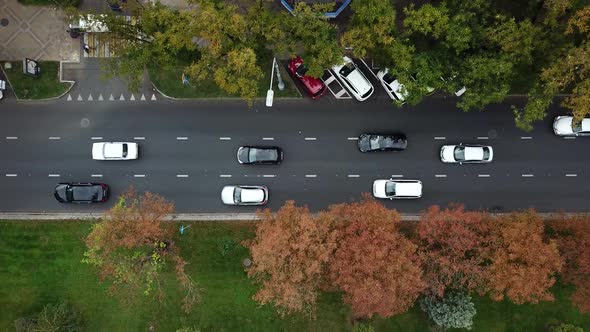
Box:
(394, 181, 422, 197)
(71, 184, 101, 201)
(240, 187, 265, 203)
(464, 146, 484, 160)
(344, 69, 372, 95)
(103, 143, 124, 158)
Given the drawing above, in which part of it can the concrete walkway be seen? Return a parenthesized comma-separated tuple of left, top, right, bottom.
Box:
(0, 0, 78, 61)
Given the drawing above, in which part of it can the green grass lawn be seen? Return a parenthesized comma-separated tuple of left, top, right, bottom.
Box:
(1, 220, 589, 331)
(3, 61, 71, 100)
(149, 52, 301, 99)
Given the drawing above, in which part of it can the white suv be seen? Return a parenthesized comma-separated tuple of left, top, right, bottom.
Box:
(373, 179, 422, 199)
(332, 56, 374, 101)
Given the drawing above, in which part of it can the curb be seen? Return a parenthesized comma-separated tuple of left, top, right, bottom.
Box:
(0, 212, 587, 222)
(151, 81, 303, 101)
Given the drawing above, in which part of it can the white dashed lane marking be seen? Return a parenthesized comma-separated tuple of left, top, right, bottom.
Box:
(391, 175, 404, 178)
(91, 174, 103, 178)
(566, 174, 578, 177)
(133, 174, 146, 178)
(219, 174, 232, 178)
(305, 137, 317, 141)
(48, 137, 61, 140)
(522, 174, 534, 177)
(48, 174, 60, 177)
(477, 136, 489, 140)
(478, 174, 491, 178)
(564, 137, 576, 140)
(263, 175, 276, 178)
(176, 174, 189, 178)
(262, 137, 274, 141)
(134, 137, 145, 140)
(5, 136, 17, 140)
(521, 136, 533, 140)
(219, 137, 231, 140)
(347, 137, 358, 140)
(91, 137, 103, 140)
(434, 137, 446, 140)
(305, 174, 317, 178)
(347, 174, 360, 178)
(5, 174, 17, 177)
(435, 174, 447, 178)
(177, 137, 188, 141)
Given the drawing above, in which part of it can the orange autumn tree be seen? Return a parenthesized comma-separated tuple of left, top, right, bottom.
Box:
(485, 210, 563, 304)
(548, 214, 590, 313)
(416, 204, 492, 297)
(245, 201, 338, 316)
(326, 196, 425, 319)
(83, 188, 198, 313)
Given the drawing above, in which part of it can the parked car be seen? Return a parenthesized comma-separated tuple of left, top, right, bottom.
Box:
(54, 182, 109, 203)
(92, 142, 138, 160)
(237, 146, 283, 165)
(221, 185, 268, 205)
(372, 179, 422, 199)
(357, 133, 407, 152)
(553, 116, 590, 136)
(288, 57, 327, 99)
(440, 144, 493, 163)
(332, 56, 374, 101)
(377, 68, 408, 103)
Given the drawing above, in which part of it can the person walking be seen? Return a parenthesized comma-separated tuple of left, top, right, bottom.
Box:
(83, 43, 91, 54)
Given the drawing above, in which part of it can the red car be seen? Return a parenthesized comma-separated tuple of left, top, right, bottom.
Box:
(288, 57, 327, 99)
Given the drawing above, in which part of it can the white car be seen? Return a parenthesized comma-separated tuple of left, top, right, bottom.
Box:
(440, 144, 493, 164)
(553, 116, 590, 136)
(92, 142, 139, 160)
(221, 185, 268, 205)
(332, 56, 374, 101)
(377, 68, 408, 102)
(440, 76, 467, 97)
(372, 179, 422, 199)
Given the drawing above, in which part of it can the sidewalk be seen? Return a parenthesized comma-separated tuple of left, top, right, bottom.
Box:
(0, 0, 78, 61)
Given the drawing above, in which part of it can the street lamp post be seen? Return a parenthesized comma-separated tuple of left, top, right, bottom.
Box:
(265, 57, 276, 107)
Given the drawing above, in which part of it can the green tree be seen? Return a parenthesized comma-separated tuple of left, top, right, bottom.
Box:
(403, 4, 449, 39)
(277, 2, 343, 78)
(420, 292, 477, 330)
(551, 323, 585, 332)
(457, 55, 513, 111)
(83, 188, 199, 313)
(486, 17, 540, 64)
(14, 302, 81, 332)
(341, 0, 398, 59)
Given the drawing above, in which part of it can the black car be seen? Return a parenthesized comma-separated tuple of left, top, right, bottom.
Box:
(357, 133, 407, 152)
(54, 183, 109, 203)
(237, 146, 283, 164)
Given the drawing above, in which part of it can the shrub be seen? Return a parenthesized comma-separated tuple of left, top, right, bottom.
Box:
(14, 302, 81, 332)
(420, 292, 476, 330)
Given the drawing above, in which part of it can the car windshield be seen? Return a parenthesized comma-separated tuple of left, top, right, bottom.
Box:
(122, 144, 128, 157)
(482, 147, 490, 160)
(454, 146, 466, 161)
(383, 73, 396, 84)
(572, 122, 582, 133)
(295, 64, 308, 77)
(339, 63, 355, 77)
(233, 187, 242, 203)
(249, 148, 278, 162)
(385, 182, 396, 196)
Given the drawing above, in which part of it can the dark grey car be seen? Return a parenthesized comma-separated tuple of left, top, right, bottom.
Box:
(357, 134, 407, 152)
(237, 146, 283, 164)
(54, 183, 109, 203)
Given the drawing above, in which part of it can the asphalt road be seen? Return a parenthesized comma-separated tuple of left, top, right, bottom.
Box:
(0, 95, 587, 213)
